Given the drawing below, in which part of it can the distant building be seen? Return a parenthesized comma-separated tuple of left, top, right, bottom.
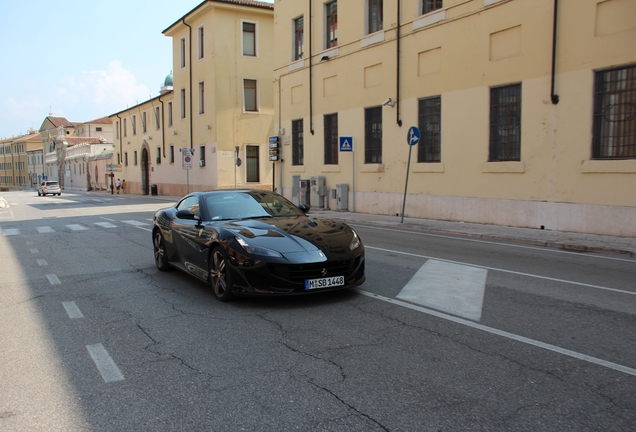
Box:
(0, 131, 42, 189)
(110, 0, 275, 196)
(273, 0, 636, 236)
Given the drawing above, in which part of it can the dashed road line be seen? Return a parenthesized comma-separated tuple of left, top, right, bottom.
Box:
(86, 344, 125, 383)
(46, 274, 61, 285)
(62, 301, 84, 319)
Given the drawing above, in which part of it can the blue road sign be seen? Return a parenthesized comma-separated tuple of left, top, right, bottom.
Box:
(407, 126, 420, 146)
(339, 136, 353, 152)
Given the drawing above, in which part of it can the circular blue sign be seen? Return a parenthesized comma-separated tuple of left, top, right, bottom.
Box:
(407, 126, 421, 146)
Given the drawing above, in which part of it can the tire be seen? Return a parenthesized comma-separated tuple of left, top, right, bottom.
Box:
(58, 193, 61, 196)
(37, 191, 41, 196)
(153, 229, 170, 271)
(210, 246, 234, 302)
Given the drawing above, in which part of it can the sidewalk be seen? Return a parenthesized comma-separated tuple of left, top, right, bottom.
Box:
(308, 209, 636, 258)
(127, 192, 636, 258)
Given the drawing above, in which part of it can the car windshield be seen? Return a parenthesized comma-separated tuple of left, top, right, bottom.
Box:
(203, 191, 305, 221)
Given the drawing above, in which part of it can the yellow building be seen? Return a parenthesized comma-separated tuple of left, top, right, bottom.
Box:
(0, 132, 43, 190)
(112, 0, 276, 197)
(273, 0, 636, 237)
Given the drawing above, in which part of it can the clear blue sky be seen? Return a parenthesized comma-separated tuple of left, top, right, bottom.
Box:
(0, 0, 274, 139)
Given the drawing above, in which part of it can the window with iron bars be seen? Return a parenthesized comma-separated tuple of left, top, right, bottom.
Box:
(365, 107, 382, 164)
(294, 17, 304, 61)
(326, 1, 337, 48)
(324, 113, 339, 165)
(592, 64, 636, 159)
(423, 0, 443, 15)
(489, 84, 521, 162)
(292, 119, 304, 166)
(418, 96, 441, 162)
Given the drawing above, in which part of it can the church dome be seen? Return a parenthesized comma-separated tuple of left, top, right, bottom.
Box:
(164, 72, 173, 87)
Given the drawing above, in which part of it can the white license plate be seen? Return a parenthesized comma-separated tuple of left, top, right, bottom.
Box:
(305, 275, 345, 290)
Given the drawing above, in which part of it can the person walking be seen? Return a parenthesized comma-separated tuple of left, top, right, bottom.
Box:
(115, 178, 121, 194)
(122, 179, 126, 194)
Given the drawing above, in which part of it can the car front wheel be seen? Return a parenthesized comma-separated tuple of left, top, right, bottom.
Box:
(153, 230, 170, 271)
(210, 246, 234, 302)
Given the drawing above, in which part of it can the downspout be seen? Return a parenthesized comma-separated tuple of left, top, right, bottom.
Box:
(183, 18, 194, 144)
(550, 0, 559, 105)
(309, 0, 314, 135)
(396, 0, 402, 126)
(116, 113, 123, 161)
(160, 99, 166, 158)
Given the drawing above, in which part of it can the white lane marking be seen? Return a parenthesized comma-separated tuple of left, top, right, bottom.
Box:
(36, 226, 56, 233)
(398, 260, 487, 321)
(100, 217, 116, 221)
(86, 344, 125, 383)
(46, 274, 61, 285)
(30, 248, 39, 254)
(355, 289, 636, 377)
(366, 246, 636, 297)
(122, 220, 149, 227)
(2, 228, 20, 236)
(62, 301, 84, 319)
(66, 224, 88, 231)
(37, 259, 48, 266)
(355, 224, 636, 263)
(94, 222, 118, 229)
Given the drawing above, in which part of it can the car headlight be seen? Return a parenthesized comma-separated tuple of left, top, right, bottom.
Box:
(235, 236, 283, 257)
(349, 229, 361, 251)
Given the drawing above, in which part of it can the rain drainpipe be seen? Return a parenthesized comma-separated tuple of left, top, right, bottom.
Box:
(550, 0, 559, 105)
(183, 18, 194, 144)
(116, 113, 123, 160)
(396, 0, 402, 126)
(160, 99, 166, 158)
(309, 0, 315, 135)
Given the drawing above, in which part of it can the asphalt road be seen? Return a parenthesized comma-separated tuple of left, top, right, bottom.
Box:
(1, 190, 635, 431)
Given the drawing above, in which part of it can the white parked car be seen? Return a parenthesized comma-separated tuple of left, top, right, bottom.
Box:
(38, 181, 62, 196)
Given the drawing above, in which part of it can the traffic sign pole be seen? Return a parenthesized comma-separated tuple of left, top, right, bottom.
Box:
(401, 127, 421, 223)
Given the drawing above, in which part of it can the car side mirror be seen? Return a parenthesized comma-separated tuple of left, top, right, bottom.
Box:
(298, 203, 310, 213)
(176, 209, 198, 220)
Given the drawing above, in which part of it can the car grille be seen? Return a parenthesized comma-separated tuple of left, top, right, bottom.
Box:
(268, 257, 359, 283)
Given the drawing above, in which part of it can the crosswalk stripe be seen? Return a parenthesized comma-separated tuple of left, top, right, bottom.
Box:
(36, 226, 56, 233)
(66, 224, 88, 231)
(2, 228, 20, 236)
(122, 220, 149, 226)
(397, 260, 488, 322)
(94, 222, 118, 228)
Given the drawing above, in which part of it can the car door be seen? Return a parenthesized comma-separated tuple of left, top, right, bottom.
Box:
(171, 195, 209, 280)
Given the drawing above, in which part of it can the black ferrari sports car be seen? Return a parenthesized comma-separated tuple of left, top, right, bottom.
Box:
(152, 189, 365, 301)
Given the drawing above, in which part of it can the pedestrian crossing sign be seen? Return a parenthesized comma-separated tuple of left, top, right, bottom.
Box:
(339, 136, 353, 152)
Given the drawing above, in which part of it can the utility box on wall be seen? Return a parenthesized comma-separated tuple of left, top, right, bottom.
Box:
(310, 176, 326, 208)
(299, 179, 311, 206)
(336, 183, 348, 211)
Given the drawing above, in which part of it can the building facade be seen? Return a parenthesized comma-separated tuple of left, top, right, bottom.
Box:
(0, 132, 42, 190)
(273, 0, 636, 236)
(110, 0, 276, 197)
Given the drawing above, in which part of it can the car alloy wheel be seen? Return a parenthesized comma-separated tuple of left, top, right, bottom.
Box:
(153, 230, 170, 271)
(210, 246, 233, 302)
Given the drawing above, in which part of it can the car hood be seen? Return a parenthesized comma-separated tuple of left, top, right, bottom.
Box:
(217, 216, 360, 261)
